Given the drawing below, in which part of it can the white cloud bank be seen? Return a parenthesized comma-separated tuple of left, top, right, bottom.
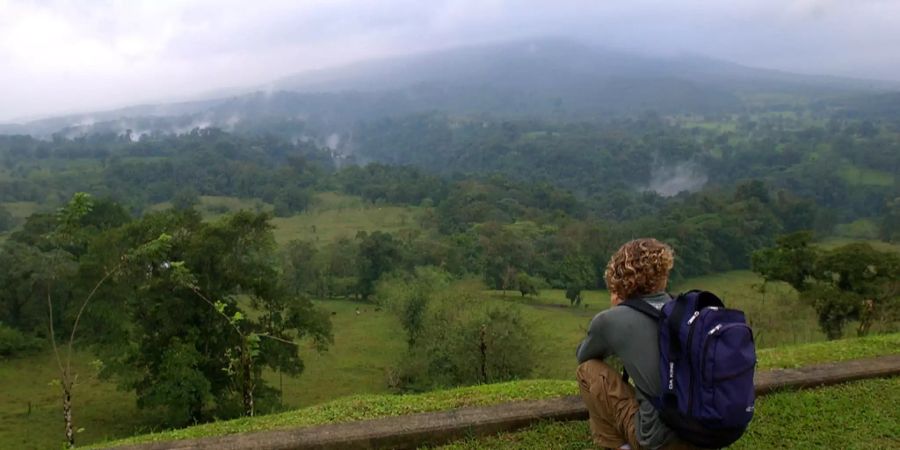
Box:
(1, 0, 899, 121)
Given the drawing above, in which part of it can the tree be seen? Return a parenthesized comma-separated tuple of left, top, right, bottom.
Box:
(561, 254, 594, 306)
(516, 272, 540, 297)
(273, 187, 311, 217)
(813, 243, 900, 337)
(281, 240, 320, 297)
(317, 237, 358, 298)
(171, 187, 200, 210)
(0, 204, 15, 232)
(753, 233, 900, 339)
(37, 193, 168, 448)
(0, 241, 50, 332)
(476, 222, 535, 289)
(881, 197, 900, 242)
(379, 274, 535, 391)
(376, 267, 450, 347)
(94, 210, 333, 424)
(751, 231, 818, 292)
(500, 266, 517, 296)
(355, 231, 402, 300)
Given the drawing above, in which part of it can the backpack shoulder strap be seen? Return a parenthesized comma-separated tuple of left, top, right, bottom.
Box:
(619, 298, 662, 397)
(619, 298, 662, 320)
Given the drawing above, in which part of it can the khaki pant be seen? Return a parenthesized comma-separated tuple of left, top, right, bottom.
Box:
(576, 360, 696, 450)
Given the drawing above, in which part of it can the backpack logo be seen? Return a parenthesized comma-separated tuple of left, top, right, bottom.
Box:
(667, 362, 674, 389)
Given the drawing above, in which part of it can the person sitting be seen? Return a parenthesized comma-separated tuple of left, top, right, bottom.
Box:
(575, 238, 696, 450)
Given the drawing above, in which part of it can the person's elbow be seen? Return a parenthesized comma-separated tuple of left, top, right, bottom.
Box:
(575, 337, 599, 363)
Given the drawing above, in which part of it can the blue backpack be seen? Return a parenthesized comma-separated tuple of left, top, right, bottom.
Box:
(622, 290, 756, 449)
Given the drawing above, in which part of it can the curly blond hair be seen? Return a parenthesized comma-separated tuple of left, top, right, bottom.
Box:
(604, 238, 674, 300)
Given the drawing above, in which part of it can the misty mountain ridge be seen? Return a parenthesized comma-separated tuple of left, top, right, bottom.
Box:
(269, 38, 896, 94)
(2, 38, 897, 138)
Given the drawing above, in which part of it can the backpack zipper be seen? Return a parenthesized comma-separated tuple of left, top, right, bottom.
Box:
(687, 311, 700, 325)
(684, 310, 701, 414)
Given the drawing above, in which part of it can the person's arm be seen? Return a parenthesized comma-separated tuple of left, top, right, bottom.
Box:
(575, 311, 612, 363)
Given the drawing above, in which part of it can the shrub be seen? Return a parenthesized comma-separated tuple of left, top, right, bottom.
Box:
(0, 323, 43, 358)
(379, 271, 535, 391)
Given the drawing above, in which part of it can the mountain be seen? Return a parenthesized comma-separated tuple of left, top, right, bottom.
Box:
(2, 38, 897, 137)
(269, 38, 895, 96)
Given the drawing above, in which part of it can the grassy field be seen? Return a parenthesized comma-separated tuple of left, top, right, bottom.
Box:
(839, 165, 895, 187)
(834, 218, 882, 240)
(146, 195, 271, 218)
(0, 351, 146, 450)
(816, 237, 900, 253)
(438, 377, 900, 449)
(270, 193, 424, 246)
(1, 201, 42, 219)
(145, 193, 425, 246)
(264, 299, 405, 408)
(88, 333, 900, 448)
(0, 201, 43, 243)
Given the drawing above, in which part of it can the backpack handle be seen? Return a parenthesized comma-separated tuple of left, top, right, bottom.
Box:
(668, 290, 725, 359)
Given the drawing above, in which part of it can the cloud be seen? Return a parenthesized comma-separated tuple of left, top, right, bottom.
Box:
(1, 0, 899, 121)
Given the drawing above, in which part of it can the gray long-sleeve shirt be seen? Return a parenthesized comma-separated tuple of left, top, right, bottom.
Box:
(576, 292, 677, 450)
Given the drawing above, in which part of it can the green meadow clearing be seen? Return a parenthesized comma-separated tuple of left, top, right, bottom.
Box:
(144, 192, 424, 245)
(3, 267, 898, 449)
(839, 165, 895, 187)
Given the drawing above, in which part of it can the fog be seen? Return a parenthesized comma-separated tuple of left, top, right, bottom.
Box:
(1, 0, 899, 122)
(647, 162, 709, 197)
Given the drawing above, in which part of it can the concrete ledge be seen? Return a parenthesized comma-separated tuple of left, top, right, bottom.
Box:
(111, 355, 900, 450)
(753, 354, 900, 395)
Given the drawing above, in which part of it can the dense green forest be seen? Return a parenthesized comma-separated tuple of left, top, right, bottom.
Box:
(2, 112, 898, 303)
(1, 109, 899, 447)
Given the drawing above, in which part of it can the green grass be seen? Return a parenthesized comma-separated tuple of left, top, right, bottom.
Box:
(144, 192, 426, 246)
(839, 165, 895, 187)
(816, 237, 900, 253)
(89, 334, 900, 448)
(0, 201, 43, 241)
(270, 193, 424, 246)
(484, 289, 610, 309)
(197, 195, 271, 218)
(834, 218, 882, 240)
(755, 332, 900, 369)
(1, 201, 41, 219)
(90, 380, 579, 448)
(264, 299, 405, 408)
(146, 195, 272, 218)
(0, 351, 147, 450)
(437, 377, 900, 449)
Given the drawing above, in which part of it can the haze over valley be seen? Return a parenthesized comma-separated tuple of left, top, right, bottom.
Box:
(1, 2, 899, 449)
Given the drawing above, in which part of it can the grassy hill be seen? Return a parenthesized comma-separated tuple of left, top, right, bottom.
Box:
(86, 333, 900, 449)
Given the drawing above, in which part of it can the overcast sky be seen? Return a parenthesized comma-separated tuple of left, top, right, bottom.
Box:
(1, 0, 899, 122)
